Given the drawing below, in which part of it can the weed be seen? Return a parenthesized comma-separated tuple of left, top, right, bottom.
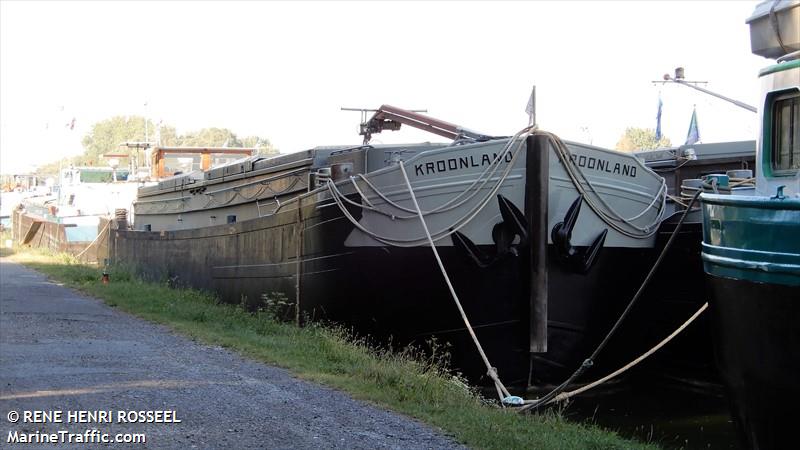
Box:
(260, 291, 294, 321)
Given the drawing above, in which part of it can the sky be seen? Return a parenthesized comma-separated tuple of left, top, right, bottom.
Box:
(0, 0, 769, 174)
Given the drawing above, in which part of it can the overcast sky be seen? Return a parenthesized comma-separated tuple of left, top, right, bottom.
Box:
(0, 0, 768, 174)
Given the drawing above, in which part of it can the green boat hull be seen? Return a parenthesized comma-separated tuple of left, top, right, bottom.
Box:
(701, 193, 800, 287)
(701, 193, 800, 449)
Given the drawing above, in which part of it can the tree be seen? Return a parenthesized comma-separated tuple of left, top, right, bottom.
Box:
(34, 115, 153, 176)
(156, 124, 180, 147)
(80, 116, 155, 164)
(614, 127, 671, 152)
(179, 127, 242, 147)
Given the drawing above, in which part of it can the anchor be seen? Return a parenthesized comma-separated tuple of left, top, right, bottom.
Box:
(498, 194, 528, 247)
(551, 194, 607, 274)
(452, 195, 529, 268)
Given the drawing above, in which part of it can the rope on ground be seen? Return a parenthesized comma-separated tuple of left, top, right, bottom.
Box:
(398, 162, 512, 404)
(545, 301, 709, 405)
(75, 221, 111, 259)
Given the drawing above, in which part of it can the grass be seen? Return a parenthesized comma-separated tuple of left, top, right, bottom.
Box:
(3, 244, 657, 450)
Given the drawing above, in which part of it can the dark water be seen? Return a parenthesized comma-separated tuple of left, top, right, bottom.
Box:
(533, 375, 741, 449)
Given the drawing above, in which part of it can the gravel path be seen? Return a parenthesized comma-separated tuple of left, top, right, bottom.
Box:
(0, 259, 464, 449)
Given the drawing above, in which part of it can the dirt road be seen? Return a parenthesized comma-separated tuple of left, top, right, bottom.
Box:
(0, 259, 463, 449)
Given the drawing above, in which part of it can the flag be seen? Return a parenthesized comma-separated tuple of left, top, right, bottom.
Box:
(685, 106, 700, 145)
(655, 93, 663, 141)
(525, 86, 536, 126)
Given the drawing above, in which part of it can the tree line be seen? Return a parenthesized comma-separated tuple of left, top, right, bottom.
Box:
(37, 116, 278, 175)
(35, 116, 669, 176)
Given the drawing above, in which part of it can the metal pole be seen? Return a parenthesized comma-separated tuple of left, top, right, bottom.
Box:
(526, 135, 548, 353)
(295, 203, 304, 326)
(659, 77, 757, 113)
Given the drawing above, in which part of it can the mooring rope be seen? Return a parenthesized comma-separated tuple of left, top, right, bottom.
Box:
(543, 131, 668, 238)
(517, 190, 702, 413)
(327, 129, 667, 248)
(398, 162, 512, 403)
(352, 126, 531, 217)
(332, 127, 532, 223)
(75, 221, 111, 259)
(325, 132, 529, 247)
(323, 126, 675, 406)
(544, 301, 708, 405)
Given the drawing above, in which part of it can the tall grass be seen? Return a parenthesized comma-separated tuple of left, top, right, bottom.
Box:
(6, 247, 657, 449)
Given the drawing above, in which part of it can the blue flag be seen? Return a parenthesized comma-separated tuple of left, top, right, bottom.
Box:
(655, 93, 663, 141)
(685, 106, 700, 145)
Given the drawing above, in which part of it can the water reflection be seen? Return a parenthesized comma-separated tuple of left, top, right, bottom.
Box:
(547, 375, 740, 449)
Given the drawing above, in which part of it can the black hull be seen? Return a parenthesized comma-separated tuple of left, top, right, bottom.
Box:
(626, 221, 719, 384)
(112, 136, 712, 388)
(298, 244, 655, 387)
(708, 275, 800, 449)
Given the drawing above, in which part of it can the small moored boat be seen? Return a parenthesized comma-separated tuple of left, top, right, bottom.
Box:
(700, 1, 800, 447)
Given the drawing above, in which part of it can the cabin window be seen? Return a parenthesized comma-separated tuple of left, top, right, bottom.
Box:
(79, 169, 130, 183)
(771, 93, 800, 173)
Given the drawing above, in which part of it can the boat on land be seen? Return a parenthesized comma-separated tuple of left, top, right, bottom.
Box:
(117, 105, 672, 387)
(700, 1, 800, 447)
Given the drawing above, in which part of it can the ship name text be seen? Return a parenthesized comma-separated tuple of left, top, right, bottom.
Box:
(414, 152, 514, 176)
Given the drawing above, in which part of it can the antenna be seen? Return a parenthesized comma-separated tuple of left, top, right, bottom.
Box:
(652, 67, 757, 113)
(119, 141, 154, 178)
